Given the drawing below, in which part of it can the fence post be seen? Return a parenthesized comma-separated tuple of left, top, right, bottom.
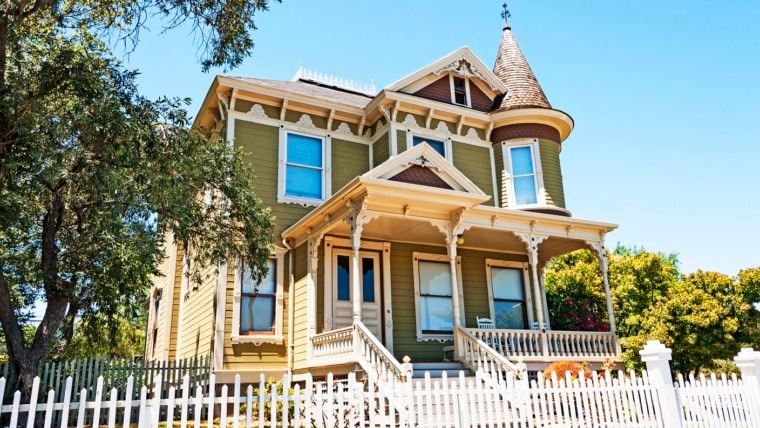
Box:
(734, 348, 760, 406)
(640, 340, 682, 428)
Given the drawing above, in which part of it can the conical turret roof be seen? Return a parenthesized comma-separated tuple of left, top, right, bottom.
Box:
(493, 24, 551, 111)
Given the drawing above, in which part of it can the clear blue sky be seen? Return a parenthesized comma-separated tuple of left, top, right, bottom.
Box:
(124, 1, 760, 276)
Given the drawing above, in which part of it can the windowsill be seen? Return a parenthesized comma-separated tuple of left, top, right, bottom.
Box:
(417, 333, 454, 343)
(277, 195, 323, 207)
(231, 335, 284, 345)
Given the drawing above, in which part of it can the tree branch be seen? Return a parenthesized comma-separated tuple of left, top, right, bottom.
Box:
(0, 269, 25, 358)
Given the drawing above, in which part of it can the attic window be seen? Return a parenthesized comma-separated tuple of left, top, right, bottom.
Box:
(451, 76, 470, 107)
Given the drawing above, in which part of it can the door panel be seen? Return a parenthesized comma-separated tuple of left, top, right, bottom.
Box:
(332, 250, 383, 340)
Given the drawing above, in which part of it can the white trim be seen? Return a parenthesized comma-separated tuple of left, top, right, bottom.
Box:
(406, 131, 452, 163)
(489, 145, 499, 208)
(160, 236, 178, 360)
(277, 128, 332, 207)
(213, 261, 228, 370)
(412, 252, 462, 342)
(449, 75, 472, 108)
(363, 142, 485, 195)
(484, 259, 533, 328)
(501, 139, 547, 208)
(231, 252, 286, 345)
(381, 242, 393, 352)
(228, 111, 371, 145)
(385, 46, 507, 94)
(174, 248, 190, 357)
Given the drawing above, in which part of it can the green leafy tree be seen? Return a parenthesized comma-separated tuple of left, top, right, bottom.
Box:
(0, 0, 279, 396)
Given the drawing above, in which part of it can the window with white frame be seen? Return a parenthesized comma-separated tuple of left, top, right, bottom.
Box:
(412, 135, 447, 158)
(278, 131, 327, 204)
(413, 253, 459, 340)
(504, 141, 542, 207)
(486, 260, 530, 329)
(241, 260, 277, 334)
(232, 256, 284, 344)
(450, 75, 470, 107)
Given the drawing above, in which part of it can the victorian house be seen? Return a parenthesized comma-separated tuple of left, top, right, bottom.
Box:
(145, 18, 619, 383)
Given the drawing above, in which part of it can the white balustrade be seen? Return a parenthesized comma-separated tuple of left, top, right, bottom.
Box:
(311, 326, 353, 358)
(470, 328, 618, 361)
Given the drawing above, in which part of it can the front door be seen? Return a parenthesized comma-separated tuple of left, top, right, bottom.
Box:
(333, 250, 383, 339)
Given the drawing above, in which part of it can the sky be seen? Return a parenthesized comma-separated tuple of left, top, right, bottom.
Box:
(123, 1, 760, 276)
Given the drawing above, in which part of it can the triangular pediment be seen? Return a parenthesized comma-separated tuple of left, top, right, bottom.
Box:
(362, 143, 486, 195)
(385, 47, 508, 97)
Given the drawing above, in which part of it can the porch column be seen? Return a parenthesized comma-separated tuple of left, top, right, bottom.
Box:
(351, 231, 362, 323)
(517, 232, 549, 356)
(306, 235, 322, 360)
(587, 238, 620, 353)
(447, 209, 469, 359)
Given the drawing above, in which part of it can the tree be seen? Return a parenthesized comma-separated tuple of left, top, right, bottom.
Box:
(0, 0, 279, 396)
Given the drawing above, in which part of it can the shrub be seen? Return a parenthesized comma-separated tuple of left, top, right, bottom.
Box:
(542, 361, 592, 385)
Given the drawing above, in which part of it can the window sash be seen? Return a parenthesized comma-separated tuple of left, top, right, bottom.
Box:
(509, 146, 538, 205)
(418, 260, 453, 334)
(285, 132, 324, 200)
(412, 135, 446, 157)
(240, 260, 277, 334)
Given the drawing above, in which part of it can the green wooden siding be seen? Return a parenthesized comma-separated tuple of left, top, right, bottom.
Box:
(292, 243, 309, 367)
(234, 120, 313, 237)
(390, 244, 531, 362)
(332, 138, 369, 193)
(396, 130, 406, 153)
(233, 100, 280, 118)
(458, 249, 529, 328)
(538, 140, 566, 208)
(452, 142, 496, 206)
(390, 243, 449, 362)
(493, 143, 507, 208)
(372, 132, 390, 167)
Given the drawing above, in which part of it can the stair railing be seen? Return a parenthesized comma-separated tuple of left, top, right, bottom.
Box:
(353, 321, 411, 384)
(455, 325, 524, 381)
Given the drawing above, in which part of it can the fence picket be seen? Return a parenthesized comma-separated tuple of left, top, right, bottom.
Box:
(4, 358, 760, 427)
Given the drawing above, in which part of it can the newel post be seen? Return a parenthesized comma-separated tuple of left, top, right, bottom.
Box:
(734, 348, 760, 404)
(640, 340, 682, 427)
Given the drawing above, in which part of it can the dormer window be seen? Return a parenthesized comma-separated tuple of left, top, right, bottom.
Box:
(450, 76, 470, 107)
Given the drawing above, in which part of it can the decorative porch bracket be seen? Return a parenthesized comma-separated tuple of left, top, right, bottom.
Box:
(514, 231, 550, 357)
(348, 197, 378, 322)
(586, 235, 622, 355)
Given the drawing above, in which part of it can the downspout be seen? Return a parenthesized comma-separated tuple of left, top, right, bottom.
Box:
(283, 238, 294, 378)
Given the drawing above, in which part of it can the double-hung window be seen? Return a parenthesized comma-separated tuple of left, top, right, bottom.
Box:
(450, 75, 470, 107)
(487, 263, 529, 329)
(240, 260, 277, 334)
(232, 254, 285, 344)
(412, 135, 446, 158)
(284, 132, 324, 201)
(413, 253, 460, 340)
(508, 144, 538, 205)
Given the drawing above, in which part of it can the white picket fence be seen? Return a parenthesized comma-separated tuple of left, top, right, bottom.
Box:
(1, 341, 759, 427)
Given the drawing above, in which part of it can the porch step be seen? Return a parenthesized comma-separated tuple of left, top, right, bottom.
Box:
(412, 362, 473, 379)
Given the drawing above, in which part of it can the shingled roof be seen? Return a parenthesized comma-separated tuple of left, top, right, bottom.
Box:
(492, 25, 551, 112)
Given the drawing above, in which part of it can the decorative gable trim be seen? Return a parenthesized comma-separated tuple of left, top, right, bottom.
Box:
(362, 142, 485, 195)
(385, 47, 508, 95)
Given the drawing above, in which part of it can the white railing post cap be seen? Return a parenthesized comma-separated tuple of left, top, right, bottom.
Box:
(639, 340, 672, 362)
(734, 347, 760, 367)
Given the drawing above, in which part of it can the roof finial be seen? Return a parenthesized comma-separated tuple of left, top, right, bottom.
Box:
(501, 2, 511, 28)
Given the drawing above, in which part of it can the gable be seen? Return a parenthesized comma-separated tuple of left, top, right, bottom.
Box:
(389, 165, 453, 190)
(363, 143, 486, 195)
(385, 47, 507, 104)
(412, 75, 494, 112)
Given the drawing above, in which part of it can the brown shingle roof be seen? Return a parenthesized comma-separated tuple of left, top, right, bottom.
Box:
(225, 76, 373, 109)
(492, 26, 551, 112)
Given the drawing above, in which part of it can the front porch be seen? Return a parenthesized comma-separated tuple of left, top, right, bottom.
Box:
(282, 144, 619, 378)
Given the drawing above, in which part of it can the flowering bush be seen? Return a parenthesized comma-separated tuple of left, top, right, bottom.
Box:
(542, 361, 592, 385)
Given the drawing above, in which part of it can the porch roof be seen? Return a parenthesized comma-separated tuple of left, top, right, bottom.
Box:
(282, 144, 617, 257)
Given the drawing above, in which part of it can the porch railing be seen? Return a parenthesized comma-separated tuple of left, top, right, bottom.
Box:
(455, 326, 523, 379)
(470, 328, 619, 361)
(310, 322, 410, 383)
